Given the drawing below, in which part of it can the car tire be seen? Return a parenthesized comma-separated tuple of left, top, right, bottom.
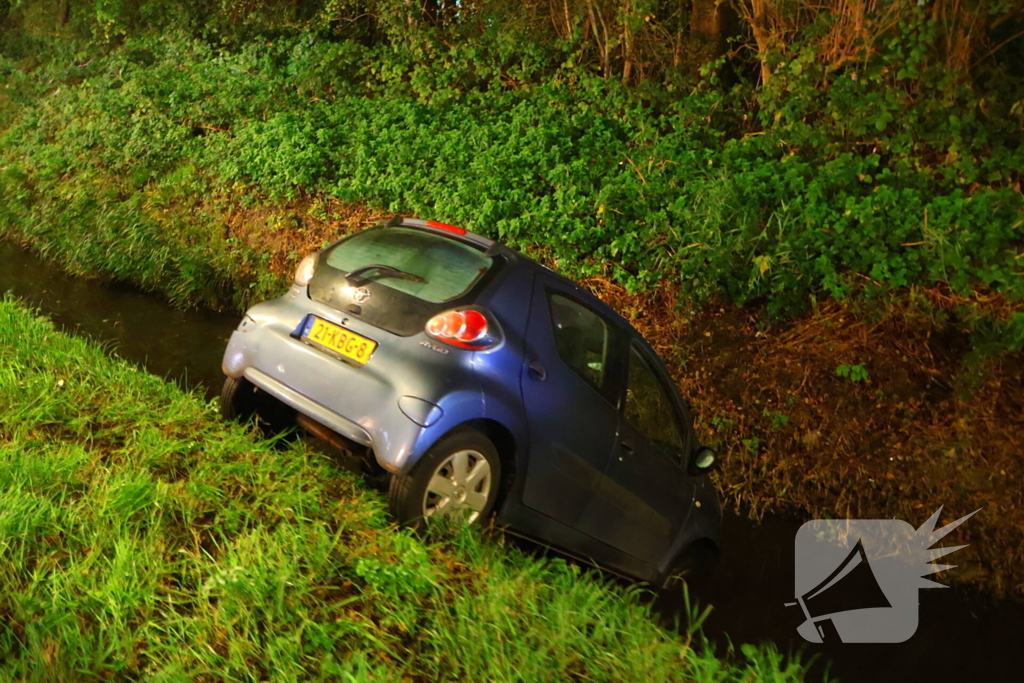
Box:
(388, 428, 502, 527)
(220, 376, 295, 435)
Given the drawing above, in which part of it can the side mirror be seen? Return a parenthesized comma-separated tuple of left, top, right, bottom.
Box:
(688, 447, 718, 476)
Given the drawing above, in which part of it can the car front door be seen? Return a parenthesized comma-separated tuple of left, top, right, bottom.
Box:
(518, 276, 624, 527)
(573, 340, 697, 565)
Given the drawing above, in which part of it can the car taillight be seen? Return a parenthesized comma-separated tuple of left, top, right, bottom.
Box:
(426, 309, 490, 347)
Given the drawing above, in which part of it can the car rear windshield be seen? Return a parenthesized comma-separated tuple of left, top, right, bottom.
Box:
(324, 228, 491, 303)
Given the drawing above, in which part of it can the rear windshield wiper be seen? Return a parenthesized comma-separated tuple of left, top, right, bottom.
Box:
(346, 264, 426, 285)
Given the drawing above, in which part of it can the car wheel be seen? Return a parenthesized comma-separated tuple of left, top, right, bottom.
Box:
(220, 376, 295, 435)
(388, 428, 502, 527)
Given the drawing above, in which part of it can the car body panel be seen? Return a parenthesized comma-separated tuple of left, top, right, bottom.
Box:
(517, 273, 622, 527)
(572, 334, 707, 567)
(223, 282, 484, 473)
(575, 416, 697, 566)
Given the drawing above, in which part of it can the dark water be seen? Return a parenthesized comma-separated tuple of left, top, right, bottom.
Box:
(3, 241, 1022, 681)
(0, 241, 238, 400)
(657, 511, 1024, 681)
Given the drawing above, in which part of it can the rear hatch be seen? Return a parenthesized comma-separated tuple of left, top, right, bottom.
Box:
(308, 226, 504, 336)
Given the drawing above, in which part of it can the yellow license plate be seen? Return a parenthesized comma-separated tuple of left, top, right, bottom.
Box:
(301, 316, 377, 364)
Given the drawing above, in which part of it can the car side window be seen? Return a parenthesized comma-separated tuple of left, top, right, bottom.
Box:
(624, 344, 685, 456)
(548, 293, 609, 392)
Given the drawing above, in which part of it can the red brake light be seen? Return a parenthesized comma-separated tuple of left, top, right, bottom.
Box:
(456, 310, 487, 341)
(426, 309, 490, 347)
(426, 220, 467, 235)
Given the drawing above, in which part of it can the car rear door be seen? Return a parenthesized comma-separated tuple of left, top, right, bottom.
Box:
(573, 340, 698, 565)
(518, 275, 625, 528)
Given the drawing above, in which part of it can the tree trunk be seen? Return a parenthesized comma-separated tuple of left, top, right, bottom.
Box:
(691, 0, 721, 41)
(691, 0, 725, 70)
(748, 0, 775, 83)
(585, 0, 610, 79)
(622, 0, 634, 83)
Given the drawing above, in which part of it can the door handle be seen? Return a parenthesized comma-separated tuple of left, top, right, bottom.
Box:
(528, 359, 547, 381)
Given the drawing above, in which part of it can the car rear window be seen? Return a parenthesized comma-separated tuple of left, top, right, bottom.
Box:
(324, 228, 491, 303)
(308, 227, 501, 337)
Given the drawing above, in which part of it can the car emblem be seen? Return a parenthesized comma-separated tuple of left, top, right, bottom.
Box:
(353, 287, 372, 303)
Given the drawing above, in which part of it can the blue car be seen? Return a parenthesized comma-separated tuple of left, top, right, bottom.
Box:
(220, 217, 721, 584)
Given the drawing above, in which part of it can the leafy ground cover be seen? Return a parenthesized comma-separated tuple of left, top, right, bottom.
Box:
(1, 26, 1022, 328)
(0, 295, 812, 682)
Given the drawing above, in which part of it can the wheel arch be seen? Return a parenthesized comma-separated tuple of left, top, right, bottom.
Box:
(388, 418, 514, 527)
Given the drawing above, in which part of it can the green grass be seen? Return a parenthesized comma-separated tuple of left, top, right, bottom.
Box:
(0, 295, 813, 682)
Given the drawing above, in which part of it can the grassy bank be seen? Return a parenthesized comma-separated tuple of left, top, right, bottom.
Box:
(0, 295, 812, 681)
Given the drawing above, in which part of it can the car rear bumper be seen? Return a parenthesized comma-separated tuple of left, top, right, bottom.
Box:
(242, 366, 373, 448)
(221, 286, 455, 473)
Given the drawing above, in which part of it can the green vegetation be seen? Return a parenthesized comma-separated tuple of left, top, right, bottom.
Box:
(834, 363, 869, 383)
(2, 2, 1022, 333)
(0, 296, 811, 681)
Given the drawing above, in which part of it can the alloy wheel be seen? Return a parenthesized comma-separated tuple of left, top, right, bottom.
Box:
(422, 449, 492, 522)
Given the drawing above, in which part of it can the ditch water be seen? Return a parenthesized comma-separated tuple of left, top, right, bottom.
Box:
(662, 511, 1024, 681)
(0, 241, 237, 401)
(2, 240, 1022, 682)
